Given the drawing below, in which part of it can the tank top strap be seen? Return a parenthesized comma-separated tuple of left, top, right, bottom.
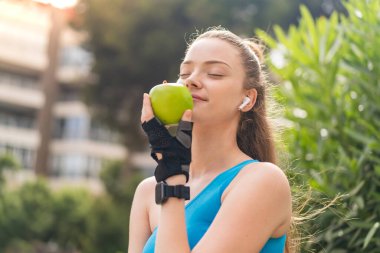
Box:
(215, 159, 259, 193)
(185, 159, 258, 210)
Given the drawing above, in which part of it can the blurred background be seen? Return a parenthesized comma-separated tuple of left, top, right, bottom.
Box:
(0, 0, 379, 252)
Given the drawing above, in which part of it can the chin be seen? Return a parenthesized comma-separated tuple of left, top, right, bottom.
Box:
(190, 108, 207, 123)
(191, 115, 214, 126)
(190, 114, 199, 123)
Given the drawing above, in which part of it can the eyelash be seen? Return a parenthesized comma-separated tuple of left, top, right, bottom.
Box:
(208, 73, 224, 77)
(179, 74, 190, 78)
(179, 73, 224, 78)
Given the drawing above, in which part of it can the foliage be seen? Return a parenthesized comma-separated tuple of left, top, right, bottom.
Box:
(0, 153, 19, 188)
(84, 160, 142, 253)
(258, 0, 380, 251)
(49, 188, 93, 250)
(0, 160, 141, 253)
(0, 180, 55, 250)
(100, 160, 143, 203)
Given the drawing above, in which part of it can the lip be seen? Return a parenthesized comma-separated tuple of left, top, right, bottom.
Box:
(192, 94, 207, 101)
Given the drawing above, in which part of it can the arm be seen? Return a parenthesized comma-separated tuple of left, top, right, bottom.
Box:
(140, 93, 193, 253)
(156, 163, 291, 253)
(128, 177, 155, 253)
(155, 174, 191, 253)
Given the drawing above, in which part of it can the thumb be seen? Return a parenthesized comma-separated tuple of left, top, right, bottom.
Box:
(141, 93, 154, 123)
(181, 109, 192, 122)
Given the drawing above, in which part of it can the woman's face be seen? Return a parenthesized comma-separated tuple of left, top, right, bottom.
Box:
(179, 38, 246, 125)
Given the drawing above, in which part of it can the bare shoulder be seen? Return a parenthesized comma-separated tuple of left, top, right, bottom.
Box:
(241, 162, 291, 206)
(131, 176, 156, 214)
(134, 176, 156, 198)
(224, 161, 292, 232)
(240, 162, 290, 190)
(225, 161, 292, 206)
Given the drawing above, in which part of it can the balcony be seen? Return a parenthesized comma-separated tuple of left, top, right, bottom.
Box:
(0, 125, 39, 149)
(0, 83, 44, 110)
(52, 139, 126, 161)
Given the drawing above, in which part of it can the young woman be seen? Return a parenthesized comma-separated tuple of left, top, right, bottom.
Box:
(129, 27, 293, 253)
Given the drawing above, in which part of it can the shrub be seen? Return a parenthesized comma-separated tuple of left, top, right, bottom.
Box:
(258, 0, 380, 251)
(0, 162, 141, 253)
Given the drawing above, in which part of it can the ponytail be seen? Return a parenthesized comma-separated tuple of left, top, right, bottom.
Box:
(237, 102, 277, 164)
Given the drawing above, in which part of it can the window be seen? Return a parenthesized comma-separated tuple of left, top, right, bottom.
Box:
(53, 116, 89, 139)
(0, 110, 35, 129)
(51, 153, 104, 179)
(59, 46, 93, 76)
(0, 70, 39, 90)
(0, 146, 34, 170)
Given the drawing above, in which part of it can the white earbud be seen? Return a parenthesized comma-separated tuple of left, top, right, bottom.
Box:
(238, 97, 251, 110)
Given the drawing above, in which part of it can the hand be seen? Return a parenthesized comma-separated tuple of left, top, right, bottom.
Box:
(141, 93, 192, 123)
(141, 93, 193, 182)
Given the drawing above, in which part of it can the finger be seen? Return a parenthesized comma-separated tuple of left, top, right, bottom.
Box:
(141, 93, 154, 123)
(181, 109, 192, 122)
(155, 153, 163, 160)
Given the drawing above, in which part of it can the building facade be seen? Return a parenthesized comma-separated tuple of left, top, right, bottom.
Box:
(0, 0, 127, 179)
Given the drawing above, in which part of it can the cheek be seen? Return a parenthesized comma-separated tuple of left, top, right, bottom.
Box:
(214, 87, 241, 111)
(192, 95, 239, 123)
(192, 81, 243, 122)
(219, 97, 240, 116)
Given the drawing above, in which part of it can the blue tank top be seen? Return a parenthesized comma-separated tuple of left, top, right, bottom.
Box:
(142, 159, 286, 253)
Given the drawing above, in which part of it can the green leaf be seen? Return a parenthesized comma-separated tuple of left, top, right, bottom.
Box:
(363, 222, 380, 249)
(348, 181, 365, 196)
(300, 5, 317, 54)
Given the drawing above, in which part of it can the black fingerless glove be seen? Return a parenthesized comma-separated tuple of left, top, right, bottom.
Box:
(142, 117, 193, 182)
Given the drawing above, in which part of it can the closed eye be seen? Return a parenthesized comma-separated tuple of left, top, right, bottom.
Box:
(208, 73, 224, 77)
(179, 73, 190, 78)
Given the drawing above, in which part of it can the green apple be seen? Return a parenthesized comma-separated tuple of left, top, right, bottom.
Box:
(149, 82, 193, 125)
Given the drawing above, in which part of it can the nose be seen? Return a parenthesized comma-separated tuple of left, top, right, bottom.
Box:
(184, 74, 202, 89)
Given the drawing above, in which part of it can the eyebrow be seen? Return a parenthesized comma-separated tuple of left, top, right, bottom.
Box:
(181, 60, 232, 69)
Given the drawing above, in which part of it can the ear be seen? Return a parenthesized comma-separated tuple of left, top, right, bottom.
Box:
(241, 88, 257, 112)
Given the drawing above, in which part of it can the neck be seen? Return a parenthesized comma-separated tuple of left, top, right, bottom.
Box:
(189, 121, 249, 179)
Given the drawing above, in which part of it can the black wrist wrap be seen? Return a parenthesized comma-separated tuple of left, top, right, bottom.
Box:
(142, 117, 192, 182)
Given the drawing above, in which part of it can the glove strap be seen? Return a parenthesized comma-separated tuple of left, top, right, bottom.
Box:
(175, 120, 193, 148)
(154, 156, 189, 182)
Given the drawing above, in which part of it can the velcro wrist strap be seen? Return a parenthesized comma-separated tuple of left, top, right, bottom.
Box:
(155, 182, 190, 204)
(164, 184, 190, 200)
